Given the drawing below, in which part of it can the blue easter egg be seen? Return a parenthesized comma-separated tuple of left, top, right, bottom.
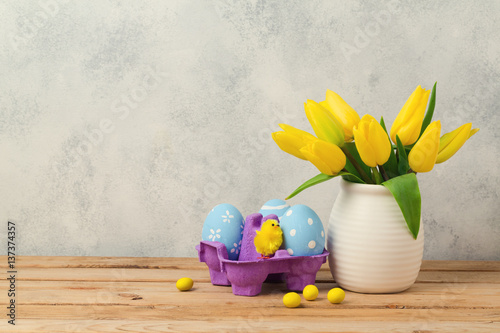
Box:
(202, 203, 245, 260)
(279, 204, 325, 256)
(259, 199, 290, 220)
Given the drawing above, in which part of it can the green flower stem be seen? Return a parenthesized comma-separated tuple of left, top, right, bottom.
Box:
(371, 167, 383, 184)
(379, 165, 389, 181)
(341, 146, 373, 184)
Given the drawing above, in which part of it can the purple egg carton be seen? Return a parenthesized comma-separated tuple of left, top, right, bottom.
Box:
(196, 213, 329, 296)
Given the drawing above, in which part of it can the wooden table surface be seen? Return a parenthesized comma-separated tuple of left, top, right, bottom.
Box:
(0, 256, 499, 332)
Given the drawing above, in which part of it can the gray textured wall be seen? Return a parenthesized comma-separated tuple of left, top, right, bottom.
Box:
(1, 0, 499, 259)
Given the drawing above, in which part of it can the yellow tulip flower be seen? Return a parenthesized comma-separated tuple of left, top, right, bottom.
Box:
(319, 89, 361, 142)
(271, 124, 317, 160)
(408, 120, 441, 173)
(390, 85, 431, 145)
(353, 114, 391, 167)
(300, 139, 346, 176)
(436, 123, 479, 163)
(304, 100, 345, 147)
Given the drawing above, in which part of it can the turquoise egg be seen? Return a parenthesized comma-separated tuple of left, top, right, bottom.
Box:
(279, 204, 325, 256)
(259, 199, 290, 220)
(202, 203, 244, 260)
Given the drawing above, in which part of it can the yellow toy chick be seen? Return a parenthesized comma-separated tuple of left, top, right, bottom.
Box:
(254, 219, 283, 259)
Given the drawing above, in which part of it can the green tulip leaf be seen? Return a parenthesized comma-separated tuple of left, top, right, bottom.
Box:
(380, 117, 399, 178)
(420, 82, 437, 136)
(286, 172, 363, 200)
(380, 116, 388, 132)
(340, 172, 365, 184)
(396, 135, 410, 175)
(286, 173, 334, 200)
(382, 173, 421, 239)
(342, 142, 372, 182)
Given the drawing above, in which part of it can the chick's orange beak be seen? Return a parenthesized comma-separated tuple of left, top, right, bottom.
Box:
(274, 225, 279, 229)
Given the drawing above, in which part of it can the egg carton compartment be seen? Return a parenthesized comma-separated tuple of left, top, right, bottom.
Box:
(196, 213, 329, 296)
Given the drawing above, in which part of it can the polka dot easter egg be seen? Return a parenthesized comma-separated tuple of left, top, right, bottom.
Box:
(279, 204, 325, 256)
(259, 199, 290, 220)
(202, 204, 245, 260)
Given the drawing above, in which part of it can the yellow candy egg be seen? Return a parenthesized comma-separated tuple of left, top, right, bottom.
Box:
(327, 288, 345, 304)
(176, 277, 194, 291)
(303, 285, 319, 301)
(283, 292, 301, 308)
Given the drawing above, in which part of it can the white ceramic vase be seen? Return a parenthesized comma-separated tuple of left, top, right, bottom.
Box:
(327, 178, 424, 293)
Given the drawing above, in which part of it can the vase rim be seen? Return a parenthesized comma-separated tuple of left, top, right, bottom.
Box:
(340, 178, 392, 195)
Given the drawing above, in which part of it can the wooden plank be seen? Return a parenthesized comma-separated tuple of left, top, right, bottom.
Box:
(2, 256, 499, 271)
(0, 256, 207, 270)
(3, 318, 499, 333)
(416, 270, 500, 284)
(1, 266, 498, 284)
(8, 290, 500, 310)
(421, 260, 500, 272)
(10, 303, 500, 321)
(2, 281, 499, 308)
(1, 267, 213, 282)
(9, 279, 500, 295)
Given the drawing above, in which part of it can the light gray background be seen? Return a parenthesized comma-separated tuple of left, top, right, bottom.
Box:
(1, 0, 499, 259)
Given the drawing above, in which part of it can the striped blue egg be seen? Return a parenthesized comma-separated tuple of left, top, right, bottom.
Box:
(259, 199, 290, 220)
(280, 204, 325, 256)
(202, 203, 245, 260)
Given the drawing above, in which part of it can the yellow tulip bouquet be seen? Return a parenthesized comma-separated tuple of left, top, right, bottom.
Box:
(272, 84, 478, 239)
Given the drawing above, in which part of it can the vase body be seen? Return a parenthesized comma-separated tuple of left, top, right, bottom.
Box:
(327, 179, 424, 293)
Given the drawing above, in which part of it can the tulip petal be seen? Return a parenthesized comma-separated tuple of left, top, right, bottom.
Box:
(390, 87, 418, 143)
(319, 100, 331, 111)
(469, 128, 479, 138)
(390, 86, 430, 145)
(369, 120, 392, 165)
(325, 90, 360, 124)
(324, 89, 361, 141)
(272, 132, 307, 160)
(408, 120, 441, 172)
(311, 140, 346, 174)
(436, 123, 473, 163)
(300, 146, 335, 175)
(304, 100, 345, 146)
(353, 114, 391, 168)
(278, 124, 317, 142)
(353, 126, 377, 167)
